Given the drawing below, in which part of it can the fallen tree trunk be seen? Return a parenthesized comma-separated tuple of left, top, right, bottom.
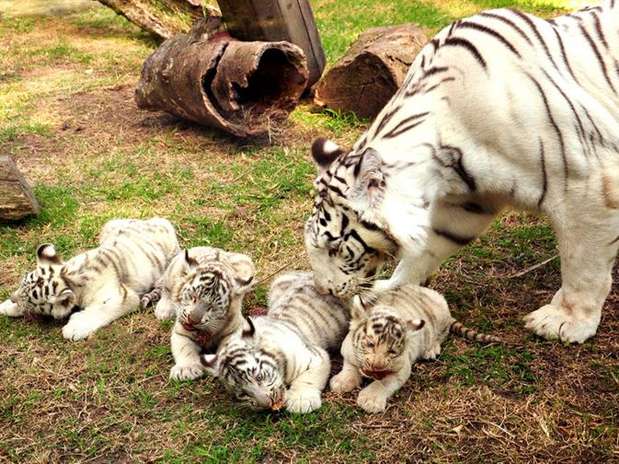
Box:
(0, 156, 40, 221)
(96, 0, 206, 39)
(135, 17, 308, 137)
(314, 25, 427, 119)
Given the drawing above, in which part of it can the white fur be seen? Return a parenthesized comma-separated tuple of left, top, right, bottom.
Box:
(307, 4, 619, 344)
(331, 285, 452, 413)
(162, 247, 256, 381)
(1, 218, 179, 340)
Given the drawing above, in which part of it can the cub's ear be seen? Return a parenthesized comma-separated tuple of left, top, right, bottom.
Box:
(200, 354, 219, 376)
(224, 252, 256, 295)
(242, 317, 256, 339)
(311, 137, 343, 171)
(184, 249, 198, 268)
(36, 244, 62, 266)
(350, 294, 370, 321)
(406, 319, 425, 332)
(50, 288, 75, 306)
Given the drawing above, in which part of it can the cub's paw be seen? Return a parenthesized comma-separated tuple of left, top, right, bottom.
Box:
(170, 364, 204, 381)
(286, 388, 322, 414)
(0, 300, 22, 317)
(154, 304, 176, 321)
(422, 343, 441, 360)
(62, 314, 98, 341)
(357, 384, 388, 413)
(523, 304, 599, 344)
(330, 371, 361, 393)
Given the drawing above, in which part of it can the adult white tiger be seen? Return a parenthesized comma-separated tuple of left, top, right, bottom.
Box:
(305, 3, 619, 344)
(0, 218, 180, 340)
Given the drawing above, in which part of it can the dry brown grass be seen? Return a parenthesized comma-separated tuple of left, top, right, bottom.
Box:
(1, 1, 617, 463)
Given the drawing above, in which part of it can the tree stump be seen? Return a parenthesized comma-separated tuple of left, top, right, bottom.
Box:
(314, 25, 428, 119)
(0, 156, 40, 221)
(135, 16, 308, 137)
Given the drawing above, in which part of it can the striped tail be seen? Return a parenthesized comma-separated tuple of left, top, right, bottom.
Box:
(140, 286, 162, 309)
(449, 321, 502, 344)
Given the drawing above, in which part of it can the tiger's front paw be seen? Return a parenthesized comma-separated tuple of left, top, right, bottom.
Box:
(523, 303, 600, 344)
(357, 383, 388, 413)
(154, 301, 176, 321)
(0, 299, 22, 317)
(170, 364, 204, 381)
(62, 313, 98, 341)
(330, 371, 361, 393)
(286, 388, 322, 414)
(422, 343, 441, 360)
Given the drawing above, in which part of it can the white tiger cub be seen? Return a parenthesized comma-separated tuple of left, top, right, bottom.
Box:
(331, 284, 499, 413)
(201, 271, 349, 413)
(0, 218, 180, 340)
(305, 3, 619, 344)
(153, 246, 256, 381)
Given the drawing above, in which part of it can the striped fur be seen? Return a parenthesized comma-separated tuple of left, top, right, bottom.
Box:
(202, 271, 349, 413)
(305, 2, 619, 344)
(156, 247, 256, 381)
(0, 218, 180, 340)
(331, 285, 499, 413)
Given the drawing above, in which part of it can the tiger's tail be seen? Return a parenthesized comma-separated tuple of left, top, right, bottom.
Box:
(140, 286, 163, 309)
(449, 321, 502, 344)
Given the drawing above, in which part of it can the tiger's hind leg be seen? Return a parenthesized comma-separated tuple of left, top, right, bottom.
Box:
(62, 285, 140, 341)
(524, 205, 618, 343)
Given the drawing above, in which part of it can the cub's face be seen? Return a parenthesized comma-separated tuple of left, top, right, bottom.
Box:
(10, 244, 75, 319)
(179, 265, 232, 333)
(178, 250, 255, 334)
(202, 324, 286, 411)
(350, 298, 424, 380)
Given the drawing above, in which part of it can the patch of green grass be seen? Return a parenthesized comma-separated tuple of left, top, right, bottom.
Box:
(442, 344, 537, 392)
(26, 41, 93, 65)
(0, 120, 52, 143)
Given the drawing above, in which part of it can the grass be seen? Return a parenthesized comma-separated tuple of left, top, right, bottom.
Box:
(0, 0, 617, 463)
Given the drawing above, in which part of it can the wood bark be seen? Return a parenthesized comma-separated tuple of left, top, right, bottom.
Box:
(314, 25, 428, 119)
(96, 0, 207, 39)
(135, 17, 308, 137)
(0, 156, 40, 221)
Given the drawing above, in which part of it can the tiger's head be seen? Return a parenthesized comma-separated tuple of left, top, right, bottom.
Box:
(304, 138, 398, 298)
(177, 250, 255, 335)
(6, 244, 76, 319)
(349, 295, 425, 379)
(201, 318, 286, 411)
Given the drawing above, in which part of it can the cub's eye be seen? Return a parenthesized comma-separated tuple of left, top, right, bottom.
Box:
(388, 349, 398, 356)
(366, 341, 375, 348)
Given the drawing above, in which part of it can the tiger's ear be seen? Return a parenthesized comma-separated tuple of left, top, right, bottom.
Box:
(184, 249, 198, 268)
(50, 288, 75, 305)
(406, 319, 425, 332)
(242, 317, 256, 339)
(200, 354, 219, 376)
(36, 244, 62, 266)
(224, 252, 256, 295)
(356, 147, 385, 206)
(350, 294, 370, 321)
(311, 137, 343, 172)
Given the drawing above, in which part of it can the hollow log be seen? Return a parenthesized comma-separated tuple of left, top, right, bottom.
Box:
(314, 25, 428, 119)
(216, 0, 326, 88)
(0, 156, 40, 221)
(96, 0, 207, 39)
(135, 18, 308, 137)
